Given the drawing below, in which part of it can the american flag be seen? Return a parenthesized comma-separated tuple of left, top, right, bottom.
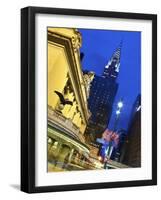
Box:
(102, 129, 119, 147)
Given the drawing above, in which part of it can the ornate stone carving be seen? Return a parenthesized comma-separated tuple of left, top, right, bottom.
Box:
(71, 30, 82, 52)
(83, 71, 95, 98)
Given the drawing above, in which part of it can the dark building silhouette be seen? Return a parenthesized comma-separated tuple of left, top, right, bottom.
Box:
(128, 94, 141, 129)
(85, 42, 122, 142)
(121, 95, 141, 167)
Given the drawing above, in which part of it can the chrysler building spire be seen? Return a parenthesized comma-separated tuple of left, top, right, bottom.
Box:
(102, 41, 122, 80)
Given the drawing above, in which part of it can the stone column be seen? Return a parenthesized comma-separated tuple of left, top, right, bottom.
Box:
(73, 112, 80, 126)
(68, 148, 74, 163)
(67, 101, 77, 119)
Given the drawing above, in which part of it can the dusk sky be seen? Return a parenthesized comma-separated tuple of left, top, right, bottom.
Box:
(79, 28, 141, 131)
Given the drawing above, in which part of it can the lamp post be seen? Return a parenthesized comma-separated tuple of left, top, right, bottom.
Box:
(113, 100, 123, 131)
(106, 99, 124, 162)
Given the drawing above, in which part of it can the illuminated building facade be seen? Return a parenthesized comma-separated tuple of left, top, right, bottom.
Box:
(47, 28, 96, 171)
(85, 43, 122, 142)
(102, 41, 122, 79)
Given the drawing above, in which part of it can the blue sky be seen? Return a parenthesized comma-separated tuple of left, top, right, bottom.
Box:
(79, 28, 141, 131)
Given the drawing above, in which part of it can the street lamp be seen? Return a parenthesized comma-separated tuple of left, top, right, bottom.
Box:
(118, 101, 123, 109)
(114, 99, 124, 131)
(116, 110, 121, 115)
(105, 99, 124, 163)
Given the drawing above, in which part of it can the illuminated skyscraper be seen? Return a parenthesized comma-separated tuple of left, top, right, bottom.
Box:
(85, 43, 122, 142)
(102, 41, 122, 79)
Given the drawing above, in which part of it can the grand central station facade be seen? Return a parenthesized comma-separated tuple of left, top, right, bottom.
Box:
(47, 28, 102, 171)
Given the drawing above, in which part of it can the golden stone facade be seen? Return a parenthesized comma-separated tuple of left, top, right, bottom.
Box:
(47, 28, 97, 171)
